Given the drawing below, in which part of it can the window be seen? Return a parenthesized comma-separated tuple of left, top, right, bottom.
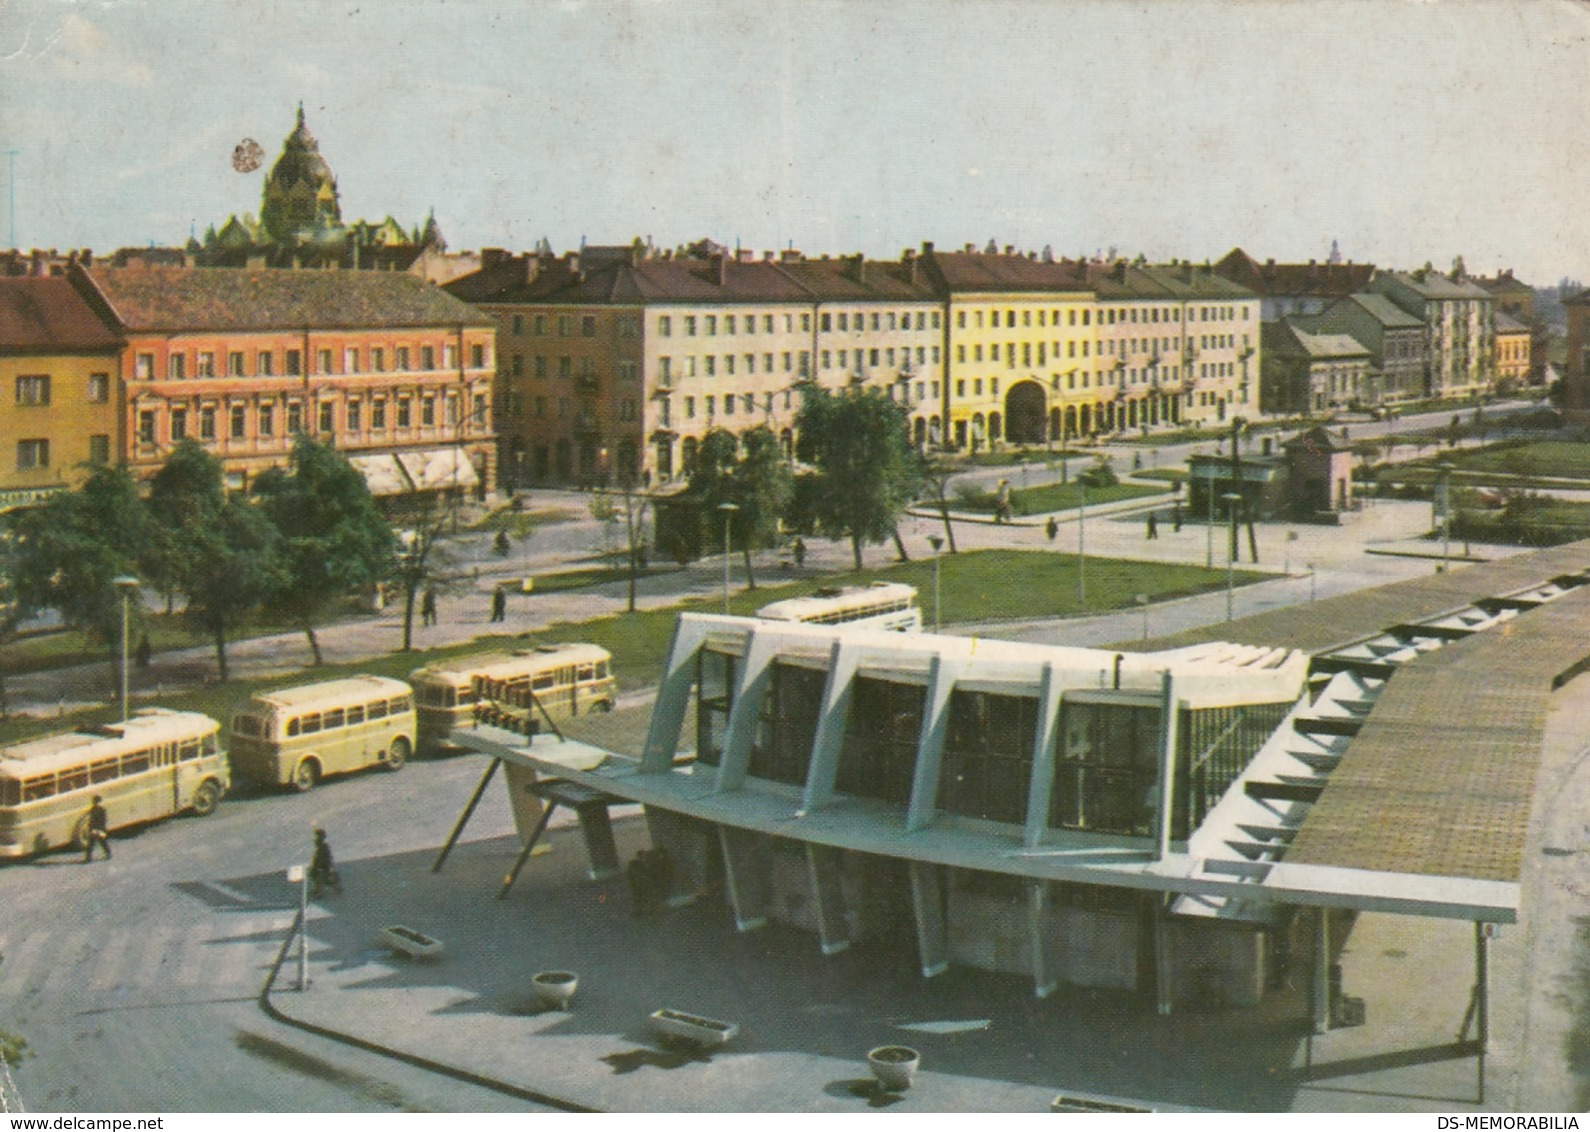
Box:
(169, 354, 186, 380)
(684, 316, 697, 336)
(396, 347, 411, 371)
(135, 353, 154, 380)
(344, 347, 359, 373)
(230, 405, 246, 439)
(285, 350, 301, 376)
(443, 343, 456, 370)
(511, 355, 523, 377)
(371, 347, 385, 372)
(473, 393, 487, 425)
(200, 406, 216, 440)
(420, 345, 436, 371)
(197, 352, 215, 377)
(397, 399, 412, 428)
(259, 404, 276, 436)
(139, 411, 156, 445)
(88, 434, 109, 464)
(705, 355, 716, 377)
(371, 399, 386, 430)
(471, 343, 485, 369)
(763, 314, 774, 333)
(15, 375, 49, 406)
(533, 315, 547, 336)
(229, 352, 245, 377)
(16, 439, 48, 470)
(685, 396, 695, 419)
(170, 409, 187, 441)
(512, 314, 524, 336)
(319, 402, 335, 433)
(558, 356, 572, 379)
(724, 393, 734, 415)
(316, 348, 332, 374)
(557, 315, 574, 337)
(659, 315, 672, 337)
(286, 402, 303, 434)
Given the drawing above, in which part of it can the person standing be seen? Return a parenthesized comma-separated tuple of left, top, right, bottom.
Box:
(1045, 516, 1058, 542)
(82, 795, 111, 863)
(1146, 512, 1159, 540)
(792, 537, 806, 569)
(309, 828, 340, 896)
(1173, 502, 1183, 533)
(490, 586, 507, 623)
(421, 585, 438, 627)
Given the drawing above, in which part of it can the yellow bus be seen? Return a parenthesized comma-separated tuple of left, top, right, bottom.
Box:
(410, 643, 616, 754)
(756, 582, 922, 632)
(0, 709, 229, 860)
(229, 675, 416, 791)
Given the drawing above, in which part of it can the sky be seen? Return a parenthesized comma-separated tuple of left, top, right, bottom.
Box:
(2, 0, 1589, 284)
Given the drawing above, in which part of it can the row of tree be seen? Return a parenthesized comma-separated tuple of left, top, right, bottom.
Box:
(6, 436, 437, 687)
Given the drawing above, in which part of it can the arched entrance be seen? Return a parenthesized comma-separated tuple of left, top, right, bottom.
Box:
(1004, 380, 1046, 445)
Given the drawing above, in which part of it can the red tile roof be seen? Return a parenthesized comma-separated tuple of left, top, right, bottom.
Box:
(1214, 247, 1375, 298)
(0, 277, 122, 353)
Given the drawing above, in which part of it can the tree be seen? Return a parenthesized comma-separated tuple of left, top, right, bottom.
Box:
(10, 464, 154, 697)
(393, 494, 459, 652)
(146, 441, 282, 681)
(253, 435, 395, 665)
(694, 425, 796, 589)
(794, 384, 916, 570)
(916, 452, 961, 553)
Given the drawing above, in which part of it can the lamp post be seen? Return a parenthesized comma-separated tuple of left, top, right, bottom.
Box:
(113, 575, 139, 722)
(927, 534, 944, 630)
(1437, 461, 1455, 574)
(1205, 464, 1215, 570)
(718, 501, 739, 614)
(1307, 562, 1317, 603)
(1137, 593, 1149, 641)
(1221, 493, 1242, 622)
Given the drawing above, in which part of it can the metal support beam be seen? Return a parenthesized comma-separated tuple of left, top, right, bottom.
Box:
(1023, 663, 1065, 849)
(1312, 906, 1331, 1034)
(908, 861, 949, 978)
(432, 756, 501, 873)
(1152, 894, 1173, 1015)
(497, 801, 558, 900)
(1155, 671, 1179, 861)
(906, 655, 962, 831)
(715, 627, 780, 793)
(640, 617, 713, 772)
(575, 804, 622, 881)
(1475, 920, 1489, 1104)
(1028, 880, 1059, 998)
(805, 844, 852, 955)
(800, 639, 860, 812)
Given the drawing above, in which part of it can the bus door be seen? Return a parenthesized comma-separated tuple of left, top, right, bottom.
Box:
(574, 662, 595, 714)
(345, 703, 369, 762)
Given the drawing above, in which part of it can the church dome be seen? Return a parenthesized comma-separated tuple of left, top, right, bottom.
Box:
(261, 104, 343, 244)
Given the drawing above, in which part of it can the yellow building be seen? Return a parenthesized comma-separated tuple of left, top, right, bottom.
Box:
(0, 277, 122, 510)
(1493, 312, 1532, 389)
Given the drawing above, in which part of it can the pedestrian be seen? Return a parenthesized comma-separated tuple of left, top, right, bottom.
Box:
(1045, 516, 1058, 542)
(491, 586, 507, 623)
(493, 529, 511, 558)
(792, 537, 806, 569)
(134, 633, 151, 670)
(82, 795, 111, 863)
(1173, 502, 1183, 533)
(1146, 511, 1159, 540)
(309, 828, 340, 896)
(421, 585, 437, 627)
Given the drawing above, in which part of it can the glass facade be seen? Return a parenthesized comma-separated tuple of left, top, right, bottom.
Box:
(694, 649, 736, 768)
(937, 691, 1039, 824)
(1052, 701, 1161, 837)
(836, 677, 925, 807)
(747, 662, 826, 786)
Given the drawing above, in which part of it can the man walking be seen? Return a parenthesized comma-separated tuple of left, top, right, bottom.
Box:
(490, 586, 507, 623)
(421, 585, 438, 627)
(1045, 516, 1058, 542)
(1146, 511, 1159, 540)
(83, 795, 111, 863)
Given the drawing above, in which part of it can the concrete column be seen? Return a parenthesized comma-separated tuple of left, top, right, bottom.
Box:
(906, 656, 962, 831)
(574, 805, 621, 881)
(641, 616, 715, 772)
(718, 826, 772, 932)
(1152, 894, 1173, 1015)
(800, 640, 860, 812)
(1028, 880, 1059, 998)
(1155, 670, 1180, 860)
(714, 627, 781, 793)
(1312, 906, 1331, 1034)
(644, 809, 712, 907)
(805, 844, 852, 956)
(908, 861, 949, 978)
(1023, 662, 1065, 848)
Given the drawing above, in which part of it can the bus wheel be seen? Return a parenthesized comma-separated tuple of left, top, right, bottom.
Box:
(191, 779, 222, 816)
(592, 698, 614, 714)
(292, 759, 320, 793)
(386, 736, 411, 771)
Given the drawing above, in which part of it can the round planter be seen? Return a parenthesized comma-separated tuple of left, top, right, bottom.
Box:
(531, 970, 578, 1011)
(867, 1045, 920, 1092)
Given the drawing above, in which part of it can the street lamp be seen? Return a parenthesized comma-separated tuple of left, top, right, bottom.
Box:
(1076, 478, 1088, 609)
(113, 575, 139, 722)
(927, 534, 944, 630)
(718, 501, 739, 614)
(1437, 461, 1455, 574)
(1136, 593, 1149, 641)
(1204, 462, 1216, 570)
(1221, 493, 1242, 622)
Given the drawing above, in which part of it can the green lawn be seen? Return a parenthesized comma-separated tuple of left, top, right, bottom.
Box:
(959, 480, 1166, 516)
(1442, 441, 1590, 482)
(1132, 468, 1187, 484)
(0, 549, 1263, 744)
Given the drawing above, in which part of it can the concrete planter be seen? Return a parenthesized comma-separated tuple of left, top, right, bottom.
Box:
(867, 1045, 920, 1092)
(380, 924, 443, 960)
(531, 970, 578, 1011)
(648, 1008, 738, 1048)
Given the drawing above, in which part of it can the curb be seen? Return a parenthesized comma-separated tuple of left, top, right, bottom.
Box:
(258, 910, 599, 1112)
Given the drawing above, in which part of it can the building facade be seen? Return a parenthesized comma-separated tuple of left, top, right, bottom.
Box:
(1306, 293, 1427, 405)
(72, 264, 495, 495)
(1213, 248, 1376, 321)
(1492, 312, 1532, 389)
(1371, 269, 1495, 399)
(1260, 321, 1372, 416)
(0, 278, 123, 509)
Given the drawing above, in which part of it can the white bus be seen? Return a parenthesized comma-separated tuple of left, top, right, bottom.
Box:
(229, 675, 416, 791)
(0, 709, 229, 860)
(412, 643, 616, 752)
(756, 582, 922, 632)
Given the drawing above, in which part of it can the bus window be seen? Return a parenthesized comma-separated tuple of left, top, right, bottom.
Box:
(287, 718, 301, 737)
(576, 664, 594, 683)
(23, 775, 56, 802)
(346, 704, 365, 725)
(595, 661, 608, 679)
(300, 713, 322, 735)
(123, 750, 151, 775)
(204, 733, 219, 755)
(58, 767, 89, 794)
(323, 709, 345, 731)
(0, 779, 17, 806)
(90, 758, 118, 784)
(178, 741, 201, 762)
(456, 686, 475, 705)
(368, 699, 389, 720)
(390, 696, 411, 714)
(532, 673, 555, 691)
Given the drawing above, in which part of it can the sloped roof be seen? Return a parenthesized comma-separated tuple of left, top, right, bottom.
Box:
(0, 277, 122, 353)
(1378, 270, 1492, 301)
(1214, 247, 1375, 298)
(1344, 291, 1423, 329)
(1083, 261, 1258, 301)
(80, 264, 489, 332)
(1494, 311, 1530, 334)
(924, 249, 1090, 293)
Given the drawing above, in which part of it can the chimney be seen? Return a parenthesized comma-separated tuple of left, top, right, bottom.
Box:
(763, 251, 774, 262)
(847, 253, 866, 284)
(921, 241, 934, 256)
(737, 248, 754, 263)
(713, 253, 728, 285)
(965, 243, 976, 253)
(780, 249, 802, 263)
(1004, 244, 1015, 256)
(479, 247, 509, 268)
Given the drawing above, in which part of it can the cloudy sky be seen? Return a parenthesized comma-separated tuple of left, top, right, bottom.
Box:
(2, 0, 1588, 283)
